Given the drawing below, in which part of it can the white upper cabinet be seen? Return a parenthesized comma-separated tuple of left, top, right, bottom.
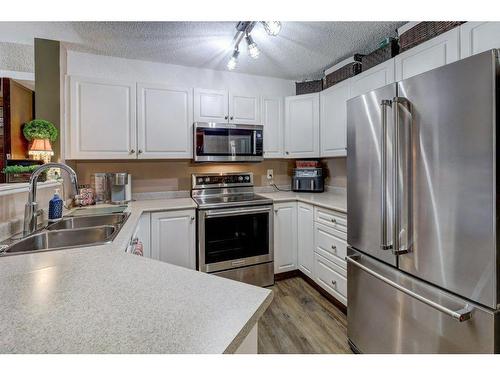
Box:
(194, 88, 261, 124)
(349, 59, 395, 99)
(194, 88, 229, 123)
(320, 80, 349, 157)
(261, 96, 283, 158)
(137, 84, 193, 159)
(229, 93, 261, 124)
(395, 27, 460, 81)
(284, 93, 320, 158)
(151, 209, 196, 270)
(460, 22, 500, 58)
(69, 76, 137, 159)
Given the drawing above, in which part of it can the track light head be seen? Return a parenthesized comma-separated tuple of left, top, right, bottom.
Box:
(262, 21, 281, 36)
(227, 49, 239, 70)
(245, 34, 260, 59)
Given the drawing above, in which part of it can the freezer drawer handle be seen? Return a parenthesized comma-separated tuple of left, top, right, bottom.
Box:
(346, 255, 473, 322)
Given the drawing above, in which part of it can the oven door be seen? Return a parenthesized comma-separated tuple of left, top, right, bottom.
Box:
(198, 205, 273, 273)
(194, 123, 263, 162)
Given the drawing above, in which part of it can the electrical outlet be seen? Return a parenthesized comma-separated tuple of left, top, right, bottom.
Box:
(267, 169, 274, 181)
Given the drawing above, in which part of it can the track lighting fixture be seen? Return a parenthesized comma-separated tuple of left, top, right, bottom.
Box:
(262, 21, 282, 36)
(227, 49, 239, 70)
(226, 21, 281, 70)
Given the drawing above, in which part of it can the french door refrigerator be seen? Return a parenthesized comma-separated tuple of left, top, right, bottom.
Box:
(346, 49, 500, 354)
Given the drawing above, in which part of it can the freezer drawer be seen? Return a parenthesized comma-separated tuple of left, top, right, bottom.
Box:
(347, 249, 499, 353)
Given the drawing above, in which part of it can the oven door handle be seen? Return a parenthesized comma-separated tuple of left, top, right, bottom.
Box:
(205, 207, 272, 218)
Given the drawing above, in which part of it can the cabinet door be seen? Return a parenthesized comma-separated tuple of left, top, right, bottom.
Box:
(460, 22, 500, 58)
(395, 27, 460, 81)
(261, 96, 283, 158)
(151, 210, 196, 269)
(284, 93, 320, 158)
(194, 88, 228, 123)
(137, 84, 193, 159)
(69, 75, 137, 159)
(320, 80, 349, 157)
(297, 203, 314, 277)
(229, 93, 261, 124)
(349, 59, 395, 99)
(274, 202, 297, 274)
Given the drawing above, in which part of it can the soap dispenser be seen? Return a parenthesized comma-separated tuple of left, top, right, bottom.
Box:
(48, 188, 63, 222)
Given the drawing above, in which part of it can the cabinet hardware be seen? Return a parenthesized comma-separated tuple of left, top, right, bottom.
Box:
(230, 116, 234, 120)
(331, 218, 336, 223)
(331, 245, 337, 250)
(130, 149, 135, 154)
(224, 115, 228, 120)
(190, 216, 195, 221)
(331, 280, 337, 286)
(138, 149, 143, 154)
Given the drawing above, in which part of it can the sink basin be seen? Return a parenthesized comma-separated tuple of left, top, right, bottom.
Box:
(1, 226, 117, 256)
(46, 213, 129, 231)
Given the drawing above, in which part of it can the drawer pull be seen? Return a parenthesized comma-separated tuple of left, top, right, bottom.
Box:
(331, 245, 337, 251)
(331, 218, 337, 223)
(331, 280, 337, 286)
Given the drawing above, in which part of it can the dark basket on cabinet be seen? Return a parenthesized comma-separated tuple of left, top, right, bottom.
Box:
(362, 39, 400, 71)
(324, 54, 363, 89)
(399, 21, 465, 52)
(296, 80, 323, 95)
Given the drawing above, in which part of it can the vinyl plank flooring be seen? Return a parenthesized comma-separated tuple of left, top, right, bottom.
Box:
(258, 276, 351, 354)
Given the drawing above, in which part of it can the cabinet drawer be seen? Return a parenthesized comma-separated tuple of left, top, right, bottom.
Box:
(314, 253, 347, 305)
(314, 207, 347, 233)
(314, 223, 347, 269)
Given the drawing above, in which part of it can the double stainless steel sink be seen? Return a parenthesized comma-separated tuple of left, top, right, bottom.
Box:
(0, 213, 130, 256)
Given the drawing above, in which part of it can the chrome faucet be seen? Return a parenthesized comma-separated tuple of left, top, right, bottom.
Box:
(23, 162, 79, 236)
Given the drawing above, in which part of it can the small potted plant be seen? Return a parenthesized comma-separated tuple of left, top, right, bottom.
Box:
(2, 165, 46, 183)
(23, 119, 58, 163)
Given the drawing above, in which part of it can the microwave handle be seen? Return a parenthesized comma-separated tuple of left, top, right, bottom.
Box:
(253, 130, 257, 155)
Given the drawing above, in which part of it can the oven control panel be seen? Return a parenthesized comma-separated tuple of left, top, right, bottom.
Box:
(192, 173, 253, 188)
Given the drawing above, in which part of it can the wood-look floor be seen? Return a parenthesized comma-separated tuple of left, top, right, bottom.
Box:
(258, 276, 352, 354)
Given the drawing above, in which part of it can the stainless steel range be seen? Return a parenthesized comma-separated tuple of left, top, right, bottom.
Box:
(192, 172, 274, 287)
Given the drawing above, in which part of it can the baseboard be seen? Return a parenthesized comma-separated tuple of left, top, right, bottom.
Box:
(274, 269, 301, 281)
(274, 269, 347, 315)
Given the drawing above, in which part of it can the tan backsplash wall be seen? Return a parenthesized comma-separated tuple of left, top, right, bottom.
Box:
(71, 159, 295, 193)
(322, 157, 347, 188)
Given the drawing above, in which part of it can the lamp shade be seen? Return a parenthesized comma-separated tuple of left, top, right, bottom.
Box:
(29, 139, 54, 154)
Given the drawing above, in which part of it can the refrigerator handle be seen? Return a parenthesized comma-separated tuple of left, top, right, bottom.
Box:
(392, 97, 412, 255)
(346, 254, 474, 322)
(380, 99, 393, 250)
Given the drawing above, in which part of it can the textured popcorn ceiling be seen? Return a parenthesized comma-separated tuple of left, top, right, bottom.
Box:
(0, 42, 34, 72)
(0, 21, 405, 80)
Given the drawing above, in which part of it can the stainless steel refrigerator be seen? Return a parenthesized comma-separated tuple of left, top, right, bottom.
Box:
(346, 49, 500, 354)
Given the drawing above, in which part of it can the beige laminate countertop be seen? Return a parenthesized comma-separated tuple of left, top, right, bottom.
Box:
(259, 190, 347, 213)
(0, 197, 272, 354)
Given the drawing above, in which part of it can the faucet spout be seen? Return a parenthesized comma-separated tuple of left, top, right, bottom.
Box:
(23, 163, 79, 236)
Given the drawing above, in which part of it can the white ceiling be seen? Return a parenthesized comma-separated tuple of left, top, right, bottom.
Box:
(0, 21, 406, 80)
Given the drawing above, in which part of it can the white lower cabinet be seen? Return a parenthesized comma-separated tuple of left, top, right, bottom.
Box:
(297, 203, 314, 277)
(273, 202, 298, 274)
(151, 209, 196, 269)
(272, 200, 348, 306)
(314, 252, 347, 306)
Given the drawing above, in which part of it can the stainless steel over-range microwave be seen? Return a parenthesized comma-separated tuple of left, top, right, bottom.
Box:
(193, 122, 264, 162)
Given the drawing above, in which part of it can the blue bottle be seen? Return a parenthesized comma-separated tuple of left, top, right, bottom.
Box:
(48, 188, 63, 222)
